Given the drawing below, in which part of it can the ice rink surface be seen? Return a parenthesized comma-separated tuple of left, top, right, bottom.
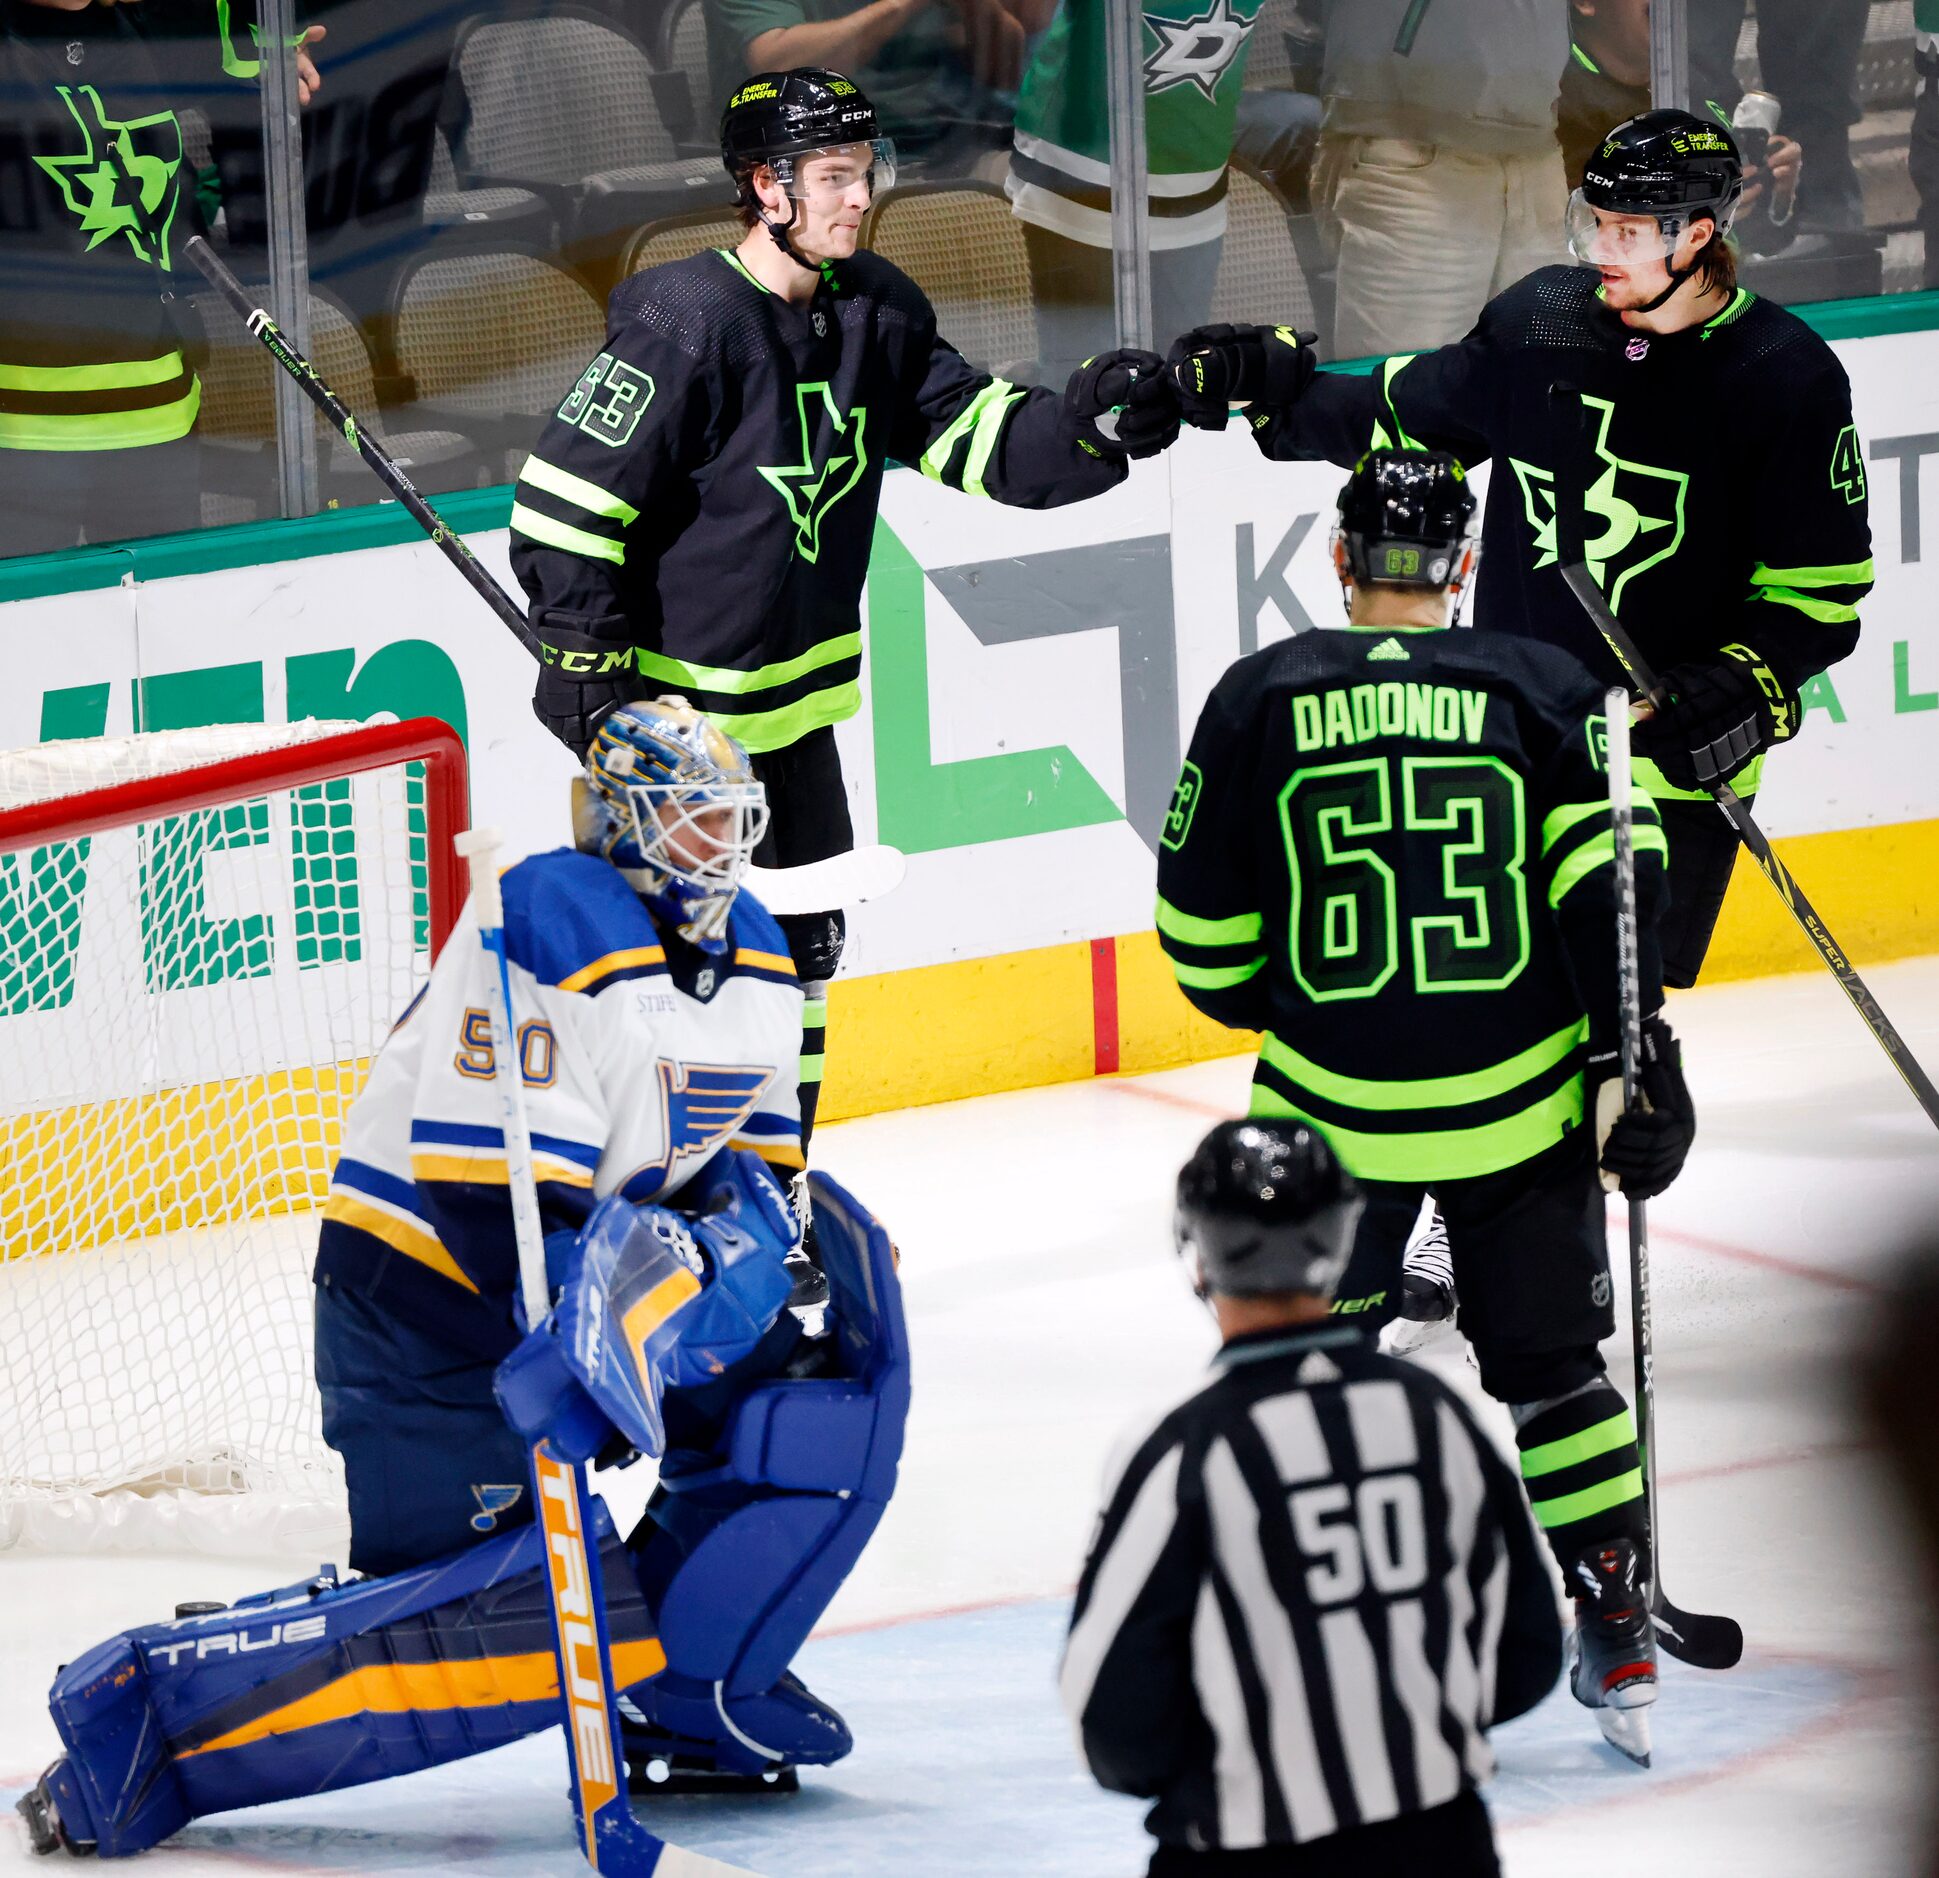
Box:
(4, 956, 1937, 1876)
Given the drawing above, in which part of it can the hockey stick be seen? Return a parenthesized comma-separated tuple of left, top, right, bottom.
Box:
(1605, 694, 1745, 1675)
(185, 236, 542, 661)
(1544, 385, 1939, 1132)
(455, 828, 758, 1878)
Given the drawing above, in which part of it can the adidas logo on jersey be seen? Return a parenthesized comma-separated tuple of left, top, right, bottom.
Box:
(1365, 637, 1411, 663)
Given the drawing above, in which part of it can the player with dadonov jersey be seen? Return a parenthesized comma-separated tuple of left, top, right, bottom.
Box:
(17, 700, 910, 1857)
(511, 67, 1180, 1153)
(1165, 107, 1873, 1338)
(1156, 450, 1692, 1759)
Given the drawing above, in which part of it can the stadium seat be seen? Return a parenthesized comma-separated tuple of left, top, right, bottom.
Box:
(622, 206, 748, 278)
(392, 249, 606, 482)
(863, 182, 1038, 377)
(194, 284, 479, 523)
(1209, 167, 1324, 337)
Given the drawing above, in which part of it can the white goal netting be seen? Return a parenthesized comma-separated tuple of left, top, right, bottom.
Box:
(0, 720, 452, 1554)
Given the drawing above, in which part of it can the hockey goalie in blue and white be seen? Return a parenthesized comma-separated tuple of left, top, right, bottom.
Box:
(17, 698, 910, 1860)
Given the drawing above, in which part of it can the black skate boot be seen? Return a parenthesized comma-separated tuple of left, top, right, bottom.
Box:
(16, 1762, 96, 1857)
(1568, 1537, 1658, 1766)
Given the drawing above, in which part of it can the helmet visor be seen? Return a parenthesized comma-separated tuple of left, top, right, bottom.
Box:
(769, 138, 898, 206)
(1566, 190, 1694, 265)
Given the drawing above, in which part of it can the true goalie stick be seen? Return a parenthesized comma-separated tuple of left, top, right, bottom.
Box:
(1604, 694, 1745, 1675)
(191, 237, 903, 916)
(1546, 384, 1939, 1133)
(455, 828, 757, 1878)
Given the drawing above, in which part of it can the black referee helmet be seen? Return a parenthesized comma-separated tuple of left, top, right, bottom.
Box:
(1175, 1121, 1363, 1300)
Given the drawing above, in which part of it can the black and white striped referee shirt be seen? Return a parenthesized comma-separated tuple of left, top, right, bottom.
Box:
(1061, 1323, 1561, 1853)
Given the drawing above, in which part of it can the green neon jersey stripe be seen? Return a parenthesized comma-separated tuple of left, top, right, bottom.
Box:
(1753, 585, 1860, 625)
(0, 381, 200, 452)
(1751, 558, 1875, 589)
(1249, 1075, 1585, 1181)
(920, 379, 1022, 498)
(630, 631, 863, 698)
(1540, 799, 1607, 852)
(1155, 897, 1264, 948)
(518, 454, 640, 525)
(1259, 1016, 1585, 1113)
(1527, 1467, 1646, 1529)
(1549, 824, 1668, 905)
(1377, 355, 1422, 450)
(1634, 751, 1764, 802)
(714, 248, 772, 294)
(0, 351, 187, 393)
(705, 682, 862, 753)
(508, 502, 624, 564)
(1519, 1409, 1636, 1479)
(1172, 954, 1267, 990)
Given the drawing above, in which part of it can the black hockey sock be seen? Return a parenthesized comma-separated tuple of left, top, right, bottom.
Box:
(1514, 1378, 1649, 1580)
(797, 987, 826, 1148)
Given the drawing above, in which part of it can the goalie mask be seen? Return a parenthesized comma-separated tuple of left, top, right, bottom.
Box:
(574, 698, 769, 954)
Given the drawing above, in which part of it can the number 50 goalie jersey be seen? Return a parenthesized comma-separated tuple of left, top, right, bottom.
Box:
(314, 849, 802, 1360)
(1156, 627, 1668, 1184)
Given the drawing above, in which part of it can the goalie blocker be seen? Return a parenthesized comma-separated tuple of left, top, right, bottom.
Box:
(18, 1171, 909, 1858)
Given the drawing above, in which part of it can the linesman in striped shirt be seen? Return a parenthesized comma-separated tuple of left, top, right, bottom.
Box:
(1063, 1121, 1561, 1875)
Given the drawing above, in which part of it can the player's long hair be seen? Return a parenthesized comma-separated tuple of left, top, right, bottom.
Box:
(1692, 228, 1740, 298)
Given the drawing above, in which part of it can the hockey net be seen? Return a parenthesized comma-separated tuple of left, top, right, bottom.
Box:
(0, 717, 467, 1554)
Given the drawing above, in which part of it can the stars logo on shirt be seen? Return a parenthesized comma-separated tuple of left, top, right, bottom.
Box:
(757, 381, 870, 563)
(1143, 0, 1257, 103)
(34, 85, 184, 266)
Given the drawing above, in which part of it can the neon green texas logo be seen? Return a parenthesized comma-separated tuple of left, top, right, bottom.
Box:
(34, 87, 183, 267)
(758, 383, 868, 564)
(1509, 395, 1688, 613)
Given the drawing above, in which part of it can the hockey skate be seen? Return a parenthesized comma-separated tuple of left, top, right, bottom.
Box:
(618, 1672, 849, 1795)
(1381, 1212, 1458, 1356)
(17, 1762, 92, 1857)
(1568, 1538, 1659, 1766)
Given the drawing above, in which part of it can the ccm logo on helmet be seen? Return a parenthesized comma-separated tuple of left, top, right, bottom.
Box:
(148, 1616, 328, 1666)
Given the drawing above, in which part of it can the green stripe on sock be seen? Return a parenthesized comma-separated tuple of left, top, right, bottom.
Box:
(798, 1052, 825, 1079)
(1520, 1410, 1635, 1479)
(1528, 1467, 1646, 1530)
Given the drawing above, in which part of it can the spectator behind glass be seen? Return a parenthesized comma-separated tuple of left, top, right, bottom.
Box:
(702, 0, 1035, 178)
(1918, 2, 1939, 291)
(1006, 0, 1310, 385)
(0, 0, 322, 560)
(1560, 0, 1799, 247)
(1689, 0, 1867, 235)
(1309, 0, 1568, 360)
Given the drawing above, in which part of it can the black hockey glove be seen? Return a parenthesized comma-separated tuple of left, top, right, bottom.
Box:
(1630, 646, 1798, 792)
(1062, 348, 1178, 460)
(1165, 323, 1318, 429)
(531, 610, 651, 758)
(1588, 1013, 1695, 1200)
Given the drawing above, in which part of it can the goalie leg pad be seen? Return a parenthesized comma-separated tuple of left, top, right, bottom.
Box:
(627, 1172, 909, 1771)
(39, 1505, 661, 1856)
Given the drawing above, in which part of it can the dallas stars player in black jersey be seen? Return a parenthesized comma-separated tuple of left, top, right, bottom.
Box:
(1157, 449, 1696, 1758)
(512, 67, 1179, 1143)
(1166, 109, 1874, 995)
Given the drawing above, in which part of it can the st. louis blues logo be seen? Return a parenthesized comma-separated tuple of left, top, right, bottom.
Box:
(623, 1061, 774, 1199)
(470, 1483, 525, 1532)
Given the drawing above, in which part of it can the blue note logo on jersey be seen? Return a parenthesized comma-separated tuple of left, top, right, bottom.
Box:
(469, 1484, 525, 1532)
(624, 1061, 775, 1200)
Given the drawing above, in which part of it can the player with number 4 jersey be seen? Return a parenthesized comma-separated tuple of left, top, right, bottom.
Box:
(1157, 451, 1692, 1754)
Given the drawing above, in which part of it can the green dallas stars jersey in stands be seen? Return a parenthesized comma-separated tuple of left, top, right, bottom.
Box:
(1250, 267, 1873, 798)
(511, 248, 1123, 754)
(1156, 625, 1667, 1183)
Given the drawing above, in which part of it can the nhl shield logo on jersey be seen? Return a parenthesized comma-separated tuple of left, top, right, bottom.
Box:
(1591, 1271, 1612, 1309)
(1143, 0, 1259, 102)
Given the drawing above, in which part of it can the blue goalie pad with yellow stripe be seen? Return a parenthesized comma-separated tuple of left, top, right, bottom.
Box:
(35, 1507, 661, 1857)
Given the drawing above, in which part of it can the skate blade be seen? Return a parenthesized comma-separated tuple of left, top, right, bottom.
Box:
(1381, 1315, 1459, 1357)
(1595, 1704, 1652, 1768)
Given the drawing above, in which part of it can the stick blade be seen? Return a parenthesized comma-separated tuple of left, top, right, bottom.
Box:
(1652, 1597, 1744, 1670)
(745, 843, 906, 914)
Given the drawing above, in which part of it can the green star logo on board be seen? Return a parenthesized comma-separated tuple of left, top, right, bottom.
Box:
(1508, 395, 1688, 614)
(757, 384, 869, 564)
(33, 86, 184, 268)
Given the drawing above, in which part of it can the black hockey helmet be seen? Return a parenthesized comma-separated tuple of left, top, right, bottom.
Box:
(1331, 448, 1479, 612)
(720, 69, 894, 193)
(1569, 108, 1742, 275)
(1174, 1121, 1362, 1300)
